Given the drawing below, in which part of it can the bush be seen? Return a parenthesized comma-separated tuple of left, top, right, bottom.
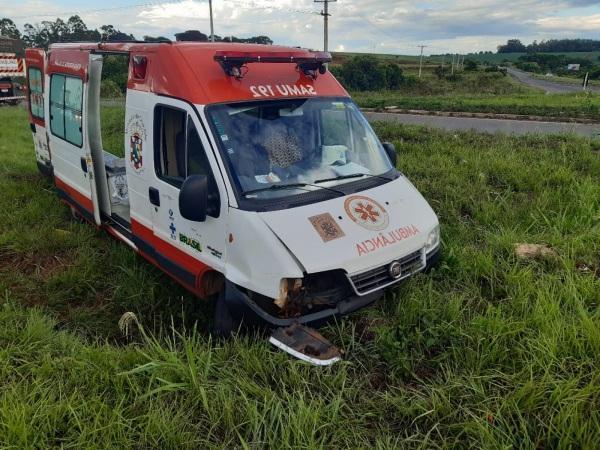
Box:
(337, 55, 404, 91)
(485, 65, 507, 76)
(100, 80, 123, 98)
(463, 59, 478, 71)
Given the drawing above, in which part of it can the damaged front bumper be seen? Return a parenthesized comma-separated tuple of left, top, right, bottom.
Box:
(225, 246, 441, 329)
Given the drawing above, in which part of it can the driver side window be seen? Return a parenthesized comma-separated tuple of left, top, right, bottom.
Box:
(154, 105, 212, 187)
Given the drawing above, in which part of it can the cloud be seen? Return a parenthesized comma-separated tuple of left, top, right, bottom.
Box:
(4, 0, 600, 54)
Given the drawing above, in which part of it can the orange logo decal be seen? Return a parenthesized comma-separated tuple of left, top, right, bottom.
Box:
(344, 195, 389, 231)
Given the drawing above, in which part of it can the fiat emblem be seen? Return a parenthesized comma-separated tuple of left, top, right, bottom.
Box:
(388, 261, 402, 279)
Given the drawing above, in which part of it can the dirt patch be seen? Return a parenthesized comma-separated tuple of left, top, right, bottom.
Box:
(0, 248, 73, 279)
(5, 172, 41, 183)
(515, 243, 557, 260)
(368, 369, 390, 391)
(355, 316, 386, 344)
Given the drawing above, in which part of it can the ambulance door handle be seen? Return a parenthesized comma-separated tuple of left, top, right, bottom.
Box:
(149, 187, 160, 207)
(80, 157, 88, 173)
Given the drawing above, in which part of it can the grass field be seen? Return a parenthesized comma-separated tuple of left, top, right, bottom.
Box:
(1, 105, 599, 448)
(354, 91, 600, 120)
(336, 50, 600, 66)
(332, 62, 600, 120)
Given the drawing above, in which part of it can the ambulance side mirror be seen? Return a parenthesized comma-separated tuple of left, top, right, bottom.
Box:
(382, 142, 397, 167)
(179, 175, 208, 222)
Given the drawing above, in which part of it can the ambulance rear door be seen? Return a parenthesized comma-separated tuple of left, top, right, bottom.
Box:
(25, 48, 51, 176)
(46, 49, 101, 224)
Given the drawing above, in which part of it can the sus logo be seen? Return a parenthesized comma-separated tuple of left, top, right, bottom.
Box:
(130, 133, 143, 170)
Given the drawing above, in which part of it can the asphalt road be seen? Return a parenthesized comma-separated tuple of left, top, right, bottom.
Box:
(507, 67, 599, 94)
(364, 111, 600, 138)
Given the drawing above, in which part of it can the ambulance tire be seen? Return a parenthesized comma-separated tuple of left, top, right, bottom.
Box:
(213, 290, 239, 338)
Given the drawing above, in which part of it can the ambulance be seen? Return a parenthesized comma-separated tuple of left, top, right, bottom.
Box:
(25, 42, 440, 364)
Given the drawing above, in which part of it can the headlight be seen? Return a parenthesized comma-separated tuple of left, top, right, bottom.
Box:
(425, 225, 440, 253)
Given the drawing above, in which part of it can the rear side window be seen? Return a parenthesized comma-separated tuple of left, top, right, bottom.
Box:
(28, 68, 44, 120)
(50, 74, 83, 147)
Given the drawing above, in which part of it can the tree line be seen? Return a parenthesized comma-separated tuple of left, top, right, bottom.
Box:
(498, 38, 600, 54)
(0, 16, 272, 50)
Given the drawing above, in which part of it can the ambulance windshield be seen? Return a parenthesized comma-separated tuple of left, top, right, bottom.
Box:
(207, 98, 394, 200)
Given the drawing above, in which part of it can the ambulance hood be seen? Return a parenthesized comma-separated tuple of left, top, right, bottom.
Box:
(258, 176, 439, 275)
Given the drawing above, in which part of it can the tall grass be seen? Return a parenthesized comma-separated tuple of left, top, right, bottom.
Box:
(0, 106, 598, 448)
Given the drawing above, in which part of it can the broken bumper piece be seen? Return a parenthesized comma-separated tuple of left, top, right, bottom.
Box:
(269, 323, 341, 366)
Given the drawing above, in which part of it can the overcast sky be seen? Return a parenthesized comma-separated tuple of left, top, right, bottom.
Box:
(4, 0, 600, 54)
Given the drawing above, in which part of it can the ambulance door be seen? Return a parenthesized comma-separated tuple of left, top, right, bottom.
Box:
(148, 98, 228, 291)
(47, 54, 101, 224)
(25, 48, 51, 176)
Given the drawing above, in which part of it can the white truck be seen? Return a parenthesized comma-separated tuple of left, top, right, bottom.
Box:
(25, 42, 440, 364)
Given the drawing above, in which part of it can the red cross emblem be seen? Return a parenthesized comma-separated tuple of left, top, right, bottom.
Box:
(354, 202, 380, 223)
(344, 195, 389, 231)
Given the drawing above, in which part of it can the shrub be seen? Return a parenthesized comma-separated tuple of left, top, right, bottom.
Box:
(463, 59, 478, 71)
(100, 79, 123, 98)
(337, 55, 404, 91)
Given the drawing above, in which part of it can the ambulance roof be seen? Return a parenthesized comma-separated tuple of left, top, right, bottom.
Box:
(47, 42, 348, 105)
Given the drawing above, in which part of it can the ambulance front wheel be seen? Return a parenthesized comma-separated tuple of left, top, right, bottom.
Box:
(213, 290, 239, 338)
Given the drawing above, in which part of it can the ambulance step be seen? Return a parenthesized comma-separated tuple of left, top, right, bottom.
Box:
(268, 323, 341, 366)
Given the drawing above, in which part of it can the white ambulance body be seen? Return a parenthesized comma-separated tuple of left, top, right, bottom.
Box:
(25, 42, 440, 361)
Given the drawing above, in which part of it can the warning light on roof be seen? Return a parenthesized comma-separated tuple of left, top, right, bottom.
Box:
(214, 50, 331, 80)
(132, 55, 148, 80)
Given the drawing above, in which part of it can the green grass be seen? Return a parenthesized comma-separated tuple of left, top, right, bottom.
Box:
(354, 91, 600, 120)
(463, 51, 600, 65)
(336, 50, 600, 66)
(531, 72, 600, 88)
(1, 105, 599, 447)
(101, 103, 126, 158)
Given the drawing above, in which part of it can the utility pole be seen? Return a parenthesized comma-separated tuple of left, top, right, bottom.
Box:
(451, 53, 455, 74)
(417, 44, 428, 78)
(209, 0, 215, 42)
(315, 0, 337, 52)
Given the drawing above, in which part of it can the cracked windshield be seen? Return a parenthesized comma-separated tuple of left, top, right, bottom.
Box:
(208, 98, 393, 198)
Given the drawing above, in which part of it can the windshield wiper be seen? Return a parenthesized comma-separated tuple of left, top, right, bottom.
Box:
(243, 182, 344, 197)
(314, 172, 393, 184)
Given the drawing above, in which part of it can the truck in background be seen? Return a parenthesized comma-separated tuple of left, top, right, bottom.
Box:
(0, 52, 25, 104)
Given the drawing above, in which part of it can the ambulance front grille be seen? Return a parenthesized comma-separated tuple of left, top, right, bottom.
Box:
(348, 249, 425, 295)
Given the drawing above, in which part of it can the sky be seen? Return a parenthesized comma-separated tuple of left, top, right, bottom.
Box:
(3, 0, 600, 55)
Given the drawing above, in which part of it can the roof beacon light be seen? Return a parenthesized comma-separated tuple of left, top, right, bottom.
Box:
(132, 55, 148, 80)
(214, 50, 331, 79)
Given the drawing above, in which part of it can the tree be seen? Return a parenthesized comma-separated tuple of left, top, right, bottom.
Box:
(175, 30, 208, 41)
(382, 63, 403, 89)
(100, 25, 135, 42)
(143, 35, 171, 42)
(0, 18, 21, 39)
(463, 59, 478, 71)
(497, 39, 526, 53)
(246, 35, 273, 45)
